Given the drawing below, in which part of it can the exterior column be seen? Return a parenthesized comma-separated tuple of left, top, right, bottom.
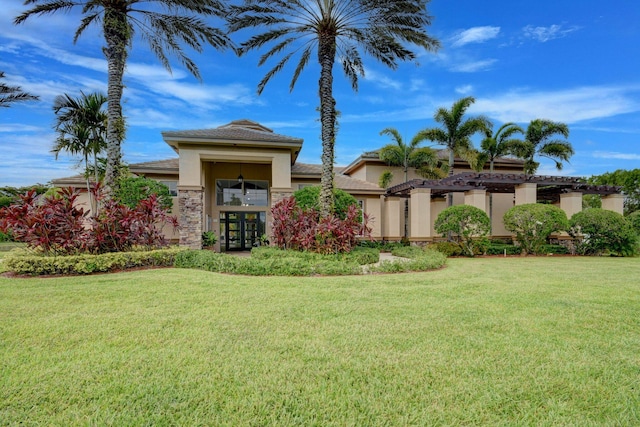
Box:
(410, 188, 431, 241)
(602, 194, 624, 215)
(384, 196, 402, 241)
(464, 189, 487, 212)
(178, 186, 204, 249)
(515, 183, 537, 205)
(560, 191, 583, 219)
(430, 197, 447, 237)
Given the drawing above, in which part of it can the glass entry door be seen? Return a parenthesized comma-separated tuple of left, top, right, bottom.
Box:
(220, 212, 266, 251)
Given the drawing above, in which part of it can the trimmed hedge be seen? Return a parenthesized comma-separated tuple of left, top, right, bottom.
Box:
(174, 250, 362, 276)
(3, 248, 185, 276)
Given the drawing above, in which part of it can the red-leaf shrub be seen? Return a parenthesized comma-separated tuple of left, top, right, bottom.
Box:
(0, 187, 178, 255)
(270, 197, 371, 254)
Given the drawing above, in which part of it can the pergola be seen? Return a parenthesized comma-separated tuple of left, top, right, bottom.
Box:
(380, 173, 623, 242)
(386, 172, 621, 202)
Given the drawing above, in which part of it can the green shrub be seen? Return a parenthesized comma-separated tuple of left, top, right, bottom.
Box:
(628, 211, 640, 236)
(0, 230, 12, 242)
(434, 205, 491, 257)
(539, 244, 570, 255)
(358, 240, 406, 252)
(428, 241, 463, 257)
(570, 209, 637, 256)
(503, 204, 569, 255)
(116, 176, 173, 210)
(485, 243, 521, 256)
(3, 248, 184, 275)
(202, 231, 218, 248)
(293, 186, 360, 220)
(370, 250, 446, 273)
(391, 245, 424, 258)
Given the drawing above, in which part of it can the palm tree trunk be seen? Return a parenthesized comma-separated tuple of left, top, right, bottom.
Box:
(447, 147, 455, 207)
(103, 9, 128, 198)
(318, 34, 337, 219)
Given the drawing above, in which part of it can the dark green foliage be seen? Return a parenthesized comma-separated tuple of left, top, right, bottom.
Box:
(434, 205, 491, 256)
(587, 169, 640, 215)
(358, 240, 407, 252)
(570, 209, 637, 256)
(428, 241, 463, 257)
(202, 231, 218, 248)
(539, 244, 570, 255)
(3, 248, 183, 276)
(485, 243, 521, 256)
(628, 211, 640, 235)
(251, 246, 379, 266)
(504, 204, 569, 255)
(293, 186, 360, 220)
(116, 177, 173, 210)
(0, 230, 12, 242)
(0, 196, 13, 208)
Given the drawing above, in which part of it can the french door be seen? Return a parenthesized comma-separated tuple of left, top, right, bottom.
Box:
(220, 212, 266, 251)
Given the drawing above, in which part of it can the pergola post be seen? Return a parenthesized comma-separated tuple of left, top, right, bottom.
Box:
(409, 188, 431, 241)
(602, 193, 624, 215)
(464, 189, 487, 212)
(384, 196, 402, 241)
(515, 183, 537, 205)
(560, 192, 583, 219)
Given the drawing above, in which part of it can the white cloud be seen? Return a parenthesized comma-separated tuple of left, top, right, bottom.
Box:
(472, 85, 640, 123)
(455, 85, 474, 95)
(450, 59, 497, 73)
(451, 26, 501, 47)
(523, 24, 580, 42)
(362, 68, 402, 90)
(592, 151, 640, 161)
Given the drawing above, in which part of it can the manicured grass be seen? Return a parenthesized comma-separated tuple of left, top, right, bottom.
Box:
(1, 257, 639, 425)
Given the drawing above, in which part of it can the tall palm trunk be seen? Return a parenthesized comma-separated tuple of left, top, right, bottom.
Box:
(103, 9, 128, 197)
(318, 34, 337, 218)
(447, 147, 455, 206)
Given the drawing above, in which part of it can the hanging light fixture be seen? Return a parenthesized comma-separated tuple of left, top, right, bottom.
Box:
(237, 163, 243, 184)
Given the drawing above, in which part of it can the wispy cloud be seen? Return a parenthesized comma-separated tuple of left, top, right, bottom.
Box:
(362, 68, 402, 90)
(455, 85, 474, 95)
(592, 151, 640, 161)
(523, 24, 581, 42)
(450, 59, 497, 73)
(451, 26, 501, 47)
(473, 85, 640, 123)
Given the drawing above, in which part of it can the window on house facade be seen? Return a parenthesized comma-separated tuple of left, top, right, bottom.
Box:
(216, 179, 269, 206)
(159, 180, 178, 196)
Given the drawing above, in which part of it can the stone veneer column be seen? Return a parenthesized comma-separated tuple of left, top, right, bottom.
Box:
(178, 186, 204, 249)
(270, 188, 294, 208)
(409, 188, 431, 240)
(602, 193, 624, 215)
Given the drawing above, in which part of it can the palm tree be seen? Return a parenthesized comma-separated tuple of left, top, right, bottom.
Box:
(378, 127, 447, 238)
(378, 127, 447, 187)
(475, 122, 523, 229)
(15, 0, 233, 195)
(476, 122, 524, 172)
(0, 71, 38, 108)
(420, 96, 491, 205)
(229, 0, 439, 218)
(52, 91, 108, 213)
(513, 119, 573, 175)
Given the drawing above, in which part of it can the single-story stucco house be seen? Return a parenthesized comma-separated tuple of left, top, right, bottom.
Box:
(53, 119, 624, 252)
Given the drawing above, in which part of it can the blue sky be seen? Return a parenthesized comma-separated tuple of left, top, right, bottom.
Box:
(1, 0, 639, 187)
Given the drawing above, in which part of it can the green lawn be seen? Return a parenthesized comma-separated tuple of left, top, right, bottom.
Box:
(1, 257, 639, 425)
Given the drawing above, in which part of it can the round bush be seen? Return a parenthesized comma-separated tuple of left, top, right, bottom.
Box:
(503, 204, 568, 255)
(434, 205, 490, 257)
(570, 208, 637, 256)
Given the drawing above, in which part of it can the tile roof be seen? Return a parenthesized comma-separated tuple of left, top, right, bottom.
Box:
(162, 119, 303, 144)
